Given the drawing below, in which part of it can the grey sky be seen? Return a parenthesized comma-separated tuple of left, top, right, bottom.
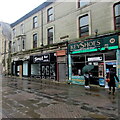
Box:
(0, 0, 45, 24)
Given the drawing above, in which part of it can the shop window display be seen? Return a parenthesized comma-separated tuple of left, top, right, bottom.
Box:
(71, 55, 85, 76)
(31, 64, 41, 77)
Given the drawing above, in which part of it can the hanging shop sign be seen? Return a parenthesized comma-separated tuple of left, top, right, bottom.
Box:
(56, 50, 66, 56)
(68, 35, 118, 54)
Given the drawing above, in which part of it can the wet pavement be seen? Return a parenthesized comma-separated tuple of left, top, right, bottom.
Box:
(1, 75, 120, 119)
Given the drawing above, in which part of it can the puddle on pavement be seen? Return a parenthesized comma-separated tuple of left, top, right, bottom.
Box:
(37, 103, 50, 107)
(65, 99, 81, 106)
(18, 100, 39, 109)
(81, 105, 99, 112)
(25, 110, 41, 118)
(85, 92, 92, 95)
(5, 90, 17, 95)
(28, 98, 40, 103)
(85, 91, 100, 97)
(97, 106, 116, 111)
(88, 113, 108, 119)
(51, 102, 58, 105)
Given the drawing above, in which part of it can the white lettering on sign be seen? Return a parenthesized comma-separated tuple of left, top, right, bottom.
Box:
(34, 56, 43, 62)
(70, 40, 101, 51)
(44, 55, 48, 59)
(88, 57, 102, 61)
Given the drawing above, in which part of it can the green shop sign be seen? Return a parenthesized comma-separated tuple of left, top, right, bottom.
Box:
(68, 35, 119, 54)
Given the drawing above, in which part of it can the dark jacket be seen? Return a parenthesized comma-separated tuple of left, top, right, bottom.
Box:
(84, 73, 90, 86)
(107, 71, 119, 87)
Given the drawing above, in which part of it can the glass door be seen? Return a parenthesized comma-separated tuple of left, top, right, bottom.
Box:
(105, 61, 116, 88)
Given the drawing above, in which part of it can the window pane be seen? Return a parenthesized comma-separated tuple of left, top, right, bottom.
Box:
(116, 16, 120, 24)
(115, 4, 120, 16)
(105, 51, 116, 60)
(33, 34, 37, 48)
(80, 2, 89, 7)
(71, 55, 85, 63)
(33, 16, 37, 28)
(80, 15, 88, 27)
(80, 25, 89, 33)
(48, 28, 53, 36)
(49, 15, 54, 21)
(47, 7, 53, 22)
(80, 31, 89, 37)
(116, 24, 120, 29)
(79, 15, 89, 37)
(79, 0, 90, 8)
(22, 39, 25, 49)
(48, 28, 53, 44)
(48, 8, 53, 15)
(34, 17, 37, 22)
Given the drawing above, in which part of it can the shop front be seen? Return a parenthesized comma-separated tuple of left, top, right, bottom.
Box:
(30, 53, 56, 80)
(11, 56, 30, 77)
(11, 60, 22, 76)
(56, 50, 67, 82)
(68, 34, 120, 87)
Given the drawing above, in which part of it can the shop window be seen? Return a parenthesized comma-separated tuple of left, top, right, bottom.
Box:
(79, 15, 89, 37)
(47, 7, 54, 22)
(33, 33, 37, 48)
(23, 61, 28, 76)
(105, 51, 116, 61)
(78, 0, 90, 8)
(114, 2, 120, 30)
(50, 63, 56, 79)
(47, 27, 53, 45)
(71, 55, 85, 76)
(31, 64, 41, 76)
(33, 16, 38, 28)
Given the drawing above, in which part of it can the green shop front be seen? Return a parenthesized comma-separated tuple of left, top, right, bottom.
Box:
(68, 33, 120, 87)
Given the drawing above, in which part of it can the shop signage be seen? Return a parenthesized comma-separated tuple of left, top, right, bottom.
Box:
(88, 57, 102, 61)
(69, 35, 118, 54)
(33, 54, 50, 63)
(56, 50, 66, 56)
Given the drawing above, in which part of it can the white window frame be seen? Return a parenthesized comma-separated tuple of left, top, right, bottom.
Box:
(77, 11, 91, 38)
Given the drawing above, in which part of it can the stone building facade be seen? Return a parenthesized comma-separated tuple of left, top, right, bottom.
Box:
(10, 0, 120, 85)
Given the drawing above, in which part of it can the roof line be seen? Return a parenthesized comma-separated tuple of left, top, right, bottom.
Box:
(11, 1, 54, 28)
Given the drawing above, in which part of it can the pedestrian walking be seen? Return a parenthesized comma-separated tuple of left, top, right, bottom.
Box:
(84, 72, 90, 89)
(106, 68, 119, 95)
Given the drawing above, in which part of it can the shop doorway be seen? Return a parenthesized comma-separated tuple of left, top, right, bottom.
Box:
(41, 65, 50, 79)
(89, 64, 100, 85)
(58, 63, 66, 82)
(105, 61, 116, 74)
(105, 61, 117, 88)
